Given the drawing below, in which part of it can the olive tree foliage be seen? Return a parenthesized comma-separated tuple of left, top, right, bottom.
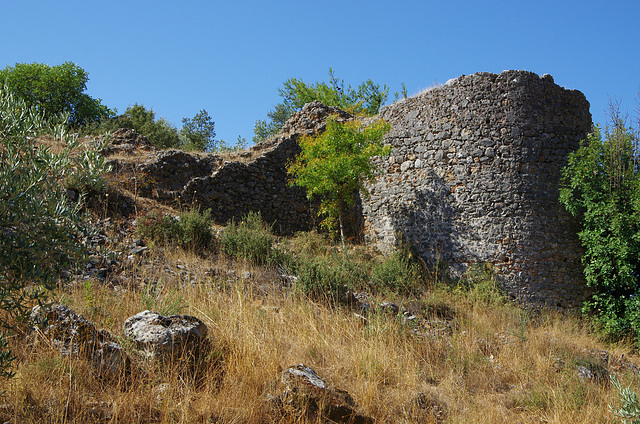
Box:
(610, 375, 640, 424)
(287, 116, 391, 245)
(560, 101, 640, 345)
(254, 68, 389, 143)
(0, 62, 113, 127)
(0, 87, 108, 379)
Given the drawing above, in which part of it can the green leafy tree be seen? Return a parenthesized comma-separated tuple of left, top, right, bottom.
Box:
(559, 103, 640, 344)
(92, 105, 223, 152)
(216, 135, 248, 153)
(120, 104, 183, 149)
(254, 68, 389, 143)
(95, 103, 183, 149)
(0, 87, 104, 378)
(287, 116, 391, 244)
(0, 62, 112, 127)
(181, 109, 216, 151)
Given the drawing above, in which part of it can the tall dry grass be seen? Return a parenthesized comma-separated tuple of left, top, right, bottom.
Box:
(2, 244, 639, 423)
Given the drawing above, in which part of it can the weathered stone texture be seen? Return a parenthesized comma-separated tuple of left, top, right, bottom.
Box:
(122, 310, 209, 359)
(361, 70, 592, 309)
(31, 304, 131, 378)
(178, 137, 311, 234)
(105, 72, 593, 309)
(115, 101, 354, 235)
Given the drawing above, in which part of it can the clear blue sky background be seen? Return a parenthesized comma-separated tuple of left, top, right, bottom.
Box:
(1, 0, 638, 144)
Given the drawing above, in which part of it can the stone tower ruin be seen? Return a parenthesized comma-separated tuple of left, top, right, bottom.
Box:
(361, 70, 592, 309)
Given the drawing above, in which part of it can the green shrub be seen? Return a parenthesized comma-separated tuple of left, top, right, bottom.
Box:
(456, 263, 505, 306)
(136, 209, 213, 253)
(288, 231, 332, 258)
(136, 212, 180, 246)
(88, 105, 225, 152)
(371, 251, 423, 296)
(0, 87, 100, 379)
(219, 212, 276, 265)
(294, 253, 369, 303)
(176, 209, 214, 253)
(369, 236, 429, 296)
(88, 103, 184, 149)
(253, 68, 390, 142)
(559, 103, 640, 344)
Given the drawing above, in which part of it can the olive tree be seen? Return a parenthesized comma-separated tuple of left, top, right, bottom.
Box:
(0, 87, 107, 378)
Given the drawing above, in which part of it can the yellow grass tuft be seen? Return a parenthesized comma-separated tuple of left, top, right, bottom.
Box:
(2, 243, 639, 423)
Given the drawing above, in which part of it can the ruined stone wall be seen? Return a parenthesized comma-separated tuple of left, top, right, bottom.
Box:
(361, 70, 592, 309)
(108, 71, 593, 308)
(118, 102, 352, 235)
(179, 137, 311, 234)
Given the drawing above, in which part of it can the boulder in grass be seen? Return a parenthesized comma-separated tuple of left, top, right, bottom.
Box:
(122, 310, 208, 360)
(30, 304, 130, 379)
(271, 364, 372, 424)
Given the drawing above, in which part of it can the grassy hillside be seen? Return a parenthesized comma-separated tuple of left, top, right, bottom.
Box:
(1, 197, 640, 423)
(1, 86, 639, 422)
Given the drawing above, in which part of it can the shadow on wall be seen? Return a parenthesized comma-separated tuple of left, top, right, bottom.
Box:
(389, 171, 477, 269)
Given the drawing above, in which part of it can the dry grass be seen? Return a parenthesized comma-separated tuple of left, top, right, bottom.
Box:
(2, 244, 640, 423)
(411, 82, 444, 99)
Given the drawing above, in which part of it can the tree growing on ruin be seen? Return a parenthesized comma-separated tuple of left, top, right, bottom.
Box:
(181, 109, 216, 151)
(287, 116, 391, 245)
(254, 68, 389, 142)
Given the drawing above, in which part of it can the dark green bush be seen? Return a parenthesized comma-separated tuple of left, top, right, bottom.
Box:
(136, 209, 213, 253)
(219, 212, 276, 265)
(175, 209, 214, 253)
(136, 212, 180, 246)
(87, 105, 226, 152)
(86, 103, 184, 149)
(371, 251, 423, 296)
(560, 103, 640, 345)
(294, 254, 369, 303)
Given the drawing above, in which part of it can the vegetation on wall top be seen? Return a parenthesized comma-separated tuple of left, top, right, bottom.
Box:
(253, 68, 390, 143)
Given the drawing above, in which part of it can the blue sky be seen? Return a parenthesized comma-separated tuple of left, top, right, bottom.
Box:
(1, 0, 638, 143)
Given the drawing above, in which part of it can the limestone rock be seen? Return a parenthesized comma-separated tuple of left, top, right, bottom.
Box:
(409, 390, 448, 423)
(122, 310, 208, 359)
(97, 128, 154, 156)
(278, 100, 353, 138)
(575, 362, 609, 385)
(31, 304, 130, 379)
(271, 364, 372, 423)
